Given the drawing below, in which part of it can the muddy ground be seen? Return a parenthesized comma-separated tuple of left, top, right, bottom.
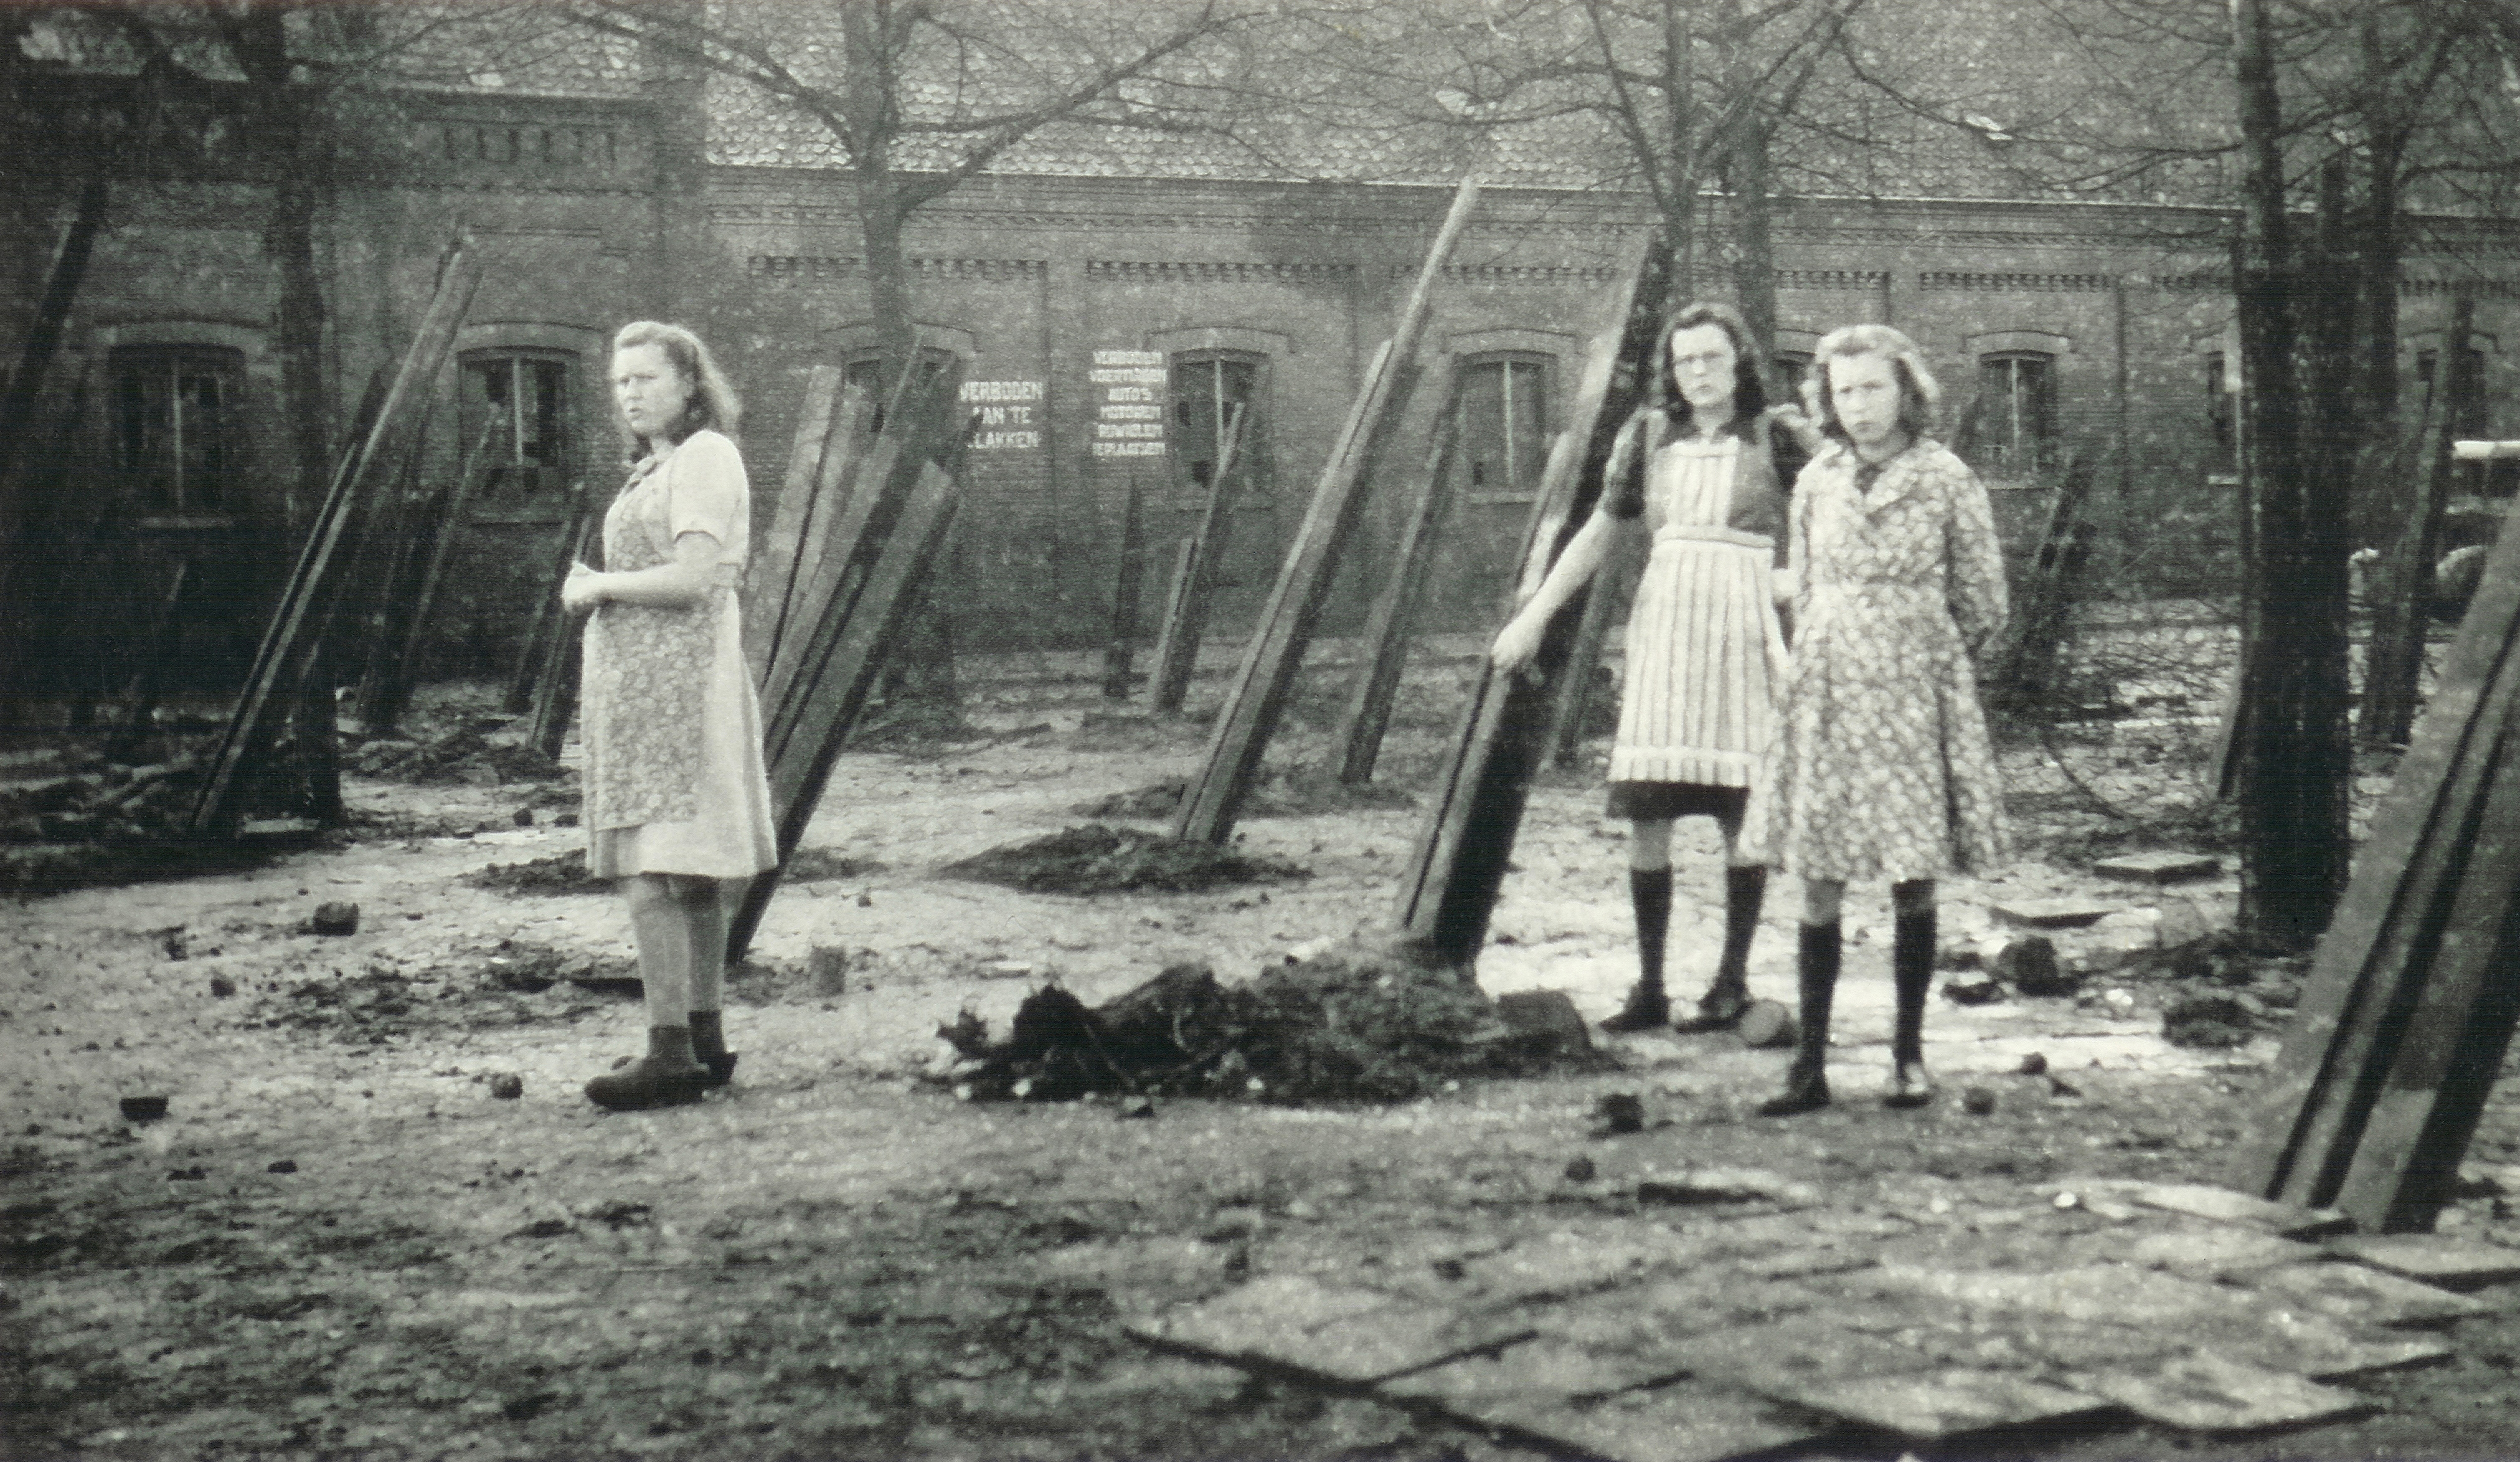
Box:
(7, 637, 2520, 1462)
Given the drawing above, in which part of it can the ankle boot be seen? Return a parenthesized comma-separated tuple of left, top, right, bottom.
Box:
(1675, 865, 1765, 1031)
(585, 1025, 707, 1111)
(1886, 907, 1936, 1108)
(688, 1009, 737, 1089)
(1758, 921, 1839, 1116)
(1602, 868, 1674, 1032)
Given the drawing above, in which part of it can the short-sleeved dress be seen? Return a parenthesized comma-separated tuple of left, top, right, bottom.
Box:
(1600, 410, 1793, 837)
(1745, 438, 2009, 884)
(580, 429, 778, 881)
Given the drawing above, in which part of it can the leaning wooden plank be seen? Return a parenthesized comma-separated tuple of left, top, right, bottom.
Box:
(108, 560, 193, 762)
(1539, 524, 1634, 769)
(1148, 405, 1250, 713)
(1101, 464, 1152, 700)
(728, 463, 961, 960)
(505, 482, 594, 714)
(1391, 233, 1666, 965)
(1334, 374, 1462, 785)
(190, 240, 484, 834)
(357, 408, 505, 732)
(746, 367, 853, 680)
(2229, 482, 2520, 1204)
(526, 505, 601, 760)
(1172, 175, 1481, 845)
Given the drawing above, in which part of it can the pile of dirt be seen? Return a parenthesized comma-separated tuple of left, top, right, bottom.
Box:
(469, 844, 883, 897)
(938, 943, 1606, 1105)
(242, 941, 638, 1042)
(349, 725, 564, 785)
(1070, 773, 1415, 822)
(940, 823, 1307, 895)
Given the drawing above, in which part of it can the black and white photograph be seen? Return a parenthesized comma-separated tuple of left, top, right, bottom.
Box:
(7, 0, 2520, 1457)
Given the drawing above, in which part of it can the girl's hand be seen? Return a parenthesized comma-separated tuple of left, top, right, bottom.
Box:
(1490, 612, 1546, 677)
(561, 563, 604, 614)
(1766, 403, 1820, 450)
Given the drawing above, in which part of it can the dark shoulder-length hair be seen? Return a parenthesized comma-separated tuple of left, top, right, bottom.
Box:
(1809, 322, 1939, 448)
(1653, 300, 1768, 435)
(613, 320, 743, 458)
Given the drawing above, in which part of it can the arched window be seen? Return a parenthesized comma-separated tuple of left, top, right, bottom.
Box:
(1170, 351, 1269, 506)
(1974, 350, 2057, 479)
(1455, 352, 1550, 503)
(111, 345, 244, 516)
(458, 348, 575, 506)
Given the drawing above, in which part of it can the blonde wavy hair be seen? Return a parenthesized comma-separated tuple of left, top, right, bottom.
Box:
(612, 320, 742, 457)
(1809, 322, 1940, 448)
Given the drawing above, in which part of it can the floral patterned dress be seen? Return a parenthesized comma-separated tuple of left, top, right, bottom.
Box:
(580, 429, 777, 881)
(1746, 438, 2009, 884)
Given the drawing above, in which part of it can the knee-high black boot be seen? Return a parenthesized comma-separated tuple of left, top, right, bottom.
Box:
(1675, 865, 1765, 1031)
(1887, 906, 1937, 1107)
(1602, 868, 1674, 1032)
(1758, 920, 1839, 1116)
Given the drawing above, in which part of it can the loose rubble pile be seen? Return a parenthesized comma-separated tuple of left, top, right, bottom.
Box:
(348, 725, 563, 785)
(942, 823, 1309, 895)
(937, 942, 1609, 1105)
(0, 753, 206, 842)
(1071, 773, 1416, 821)
(469, 843, 882, 897)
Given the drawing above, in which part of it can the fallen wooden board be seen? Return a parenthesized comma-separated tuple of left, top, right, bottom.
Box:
(2129, 1183, 2350, 1239)
(1173, 175, 1479, 844)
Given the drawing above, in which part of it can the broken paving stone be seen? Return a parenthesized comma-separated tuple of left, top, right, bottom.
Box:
(1961, 1087, 1997, 1115)
(2162, 994, 2256, 1049)
(310, 902, 360, 936)
(1451, 1229, 1687, 1306)
(208, 976, 234, 998)
(2247, 1262, 2490, 1328)
(2212, 1307, 2454, 1380)
(1380, 1335, 1690, 1410)
(1593, 1092, 1644, 1136)
(1874, 1262, 2239, 1326)
(486, 1073, 524, 1100)
(2129, 1183, 2350, 1239)
(1686, 1315, 1944, 1391)
(118, 1096, 167, 1123)
(1995, 935, 2076, 996)
(1993, 898, 2115, 929)
(1128, 1274, 1534, 1385)
(266, 1160, 297, 1174)
(167, 1167, 206, 1181)
(1941, 974, 2004, 1006)
(1497, 990, 1592, 1055)
(2108, 1227, 2324, 1278)
(1450, 1376, 1819, 1462)
(2093, 851, 2223, 884)
(1756, 1367, 2111, 1442)
(2327, 1234, 2520, 1290)
(2079, 1351, 2375, 1433)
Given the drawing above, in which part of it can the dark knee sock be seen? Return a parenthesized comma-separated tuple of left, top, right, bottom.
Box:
(1893, 906, 1936, 1066)
(1795, 920, 1841, 1072)
(688, 1009, 727, 1063)
(1715, 865, 1767, 988)
(1630, 868, 1673, 996)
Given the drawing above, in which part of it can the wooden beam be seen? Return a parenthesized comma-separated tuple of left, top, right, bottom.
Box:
(526, 504, 600, 761)
(2230, 471, 2520, 1215)
(1148, 404, 1249, 714)
(355, 408, 504, 732)
(505, 482, 592, 715)
(1172, 175, 1482, 844)
(1540, 527, 1634, 769)
(1335, 375, 1462, 785)
(1391, 234, 1667, 967)
(190, 240, 483, 834)
(1101, 465, 1151, 700)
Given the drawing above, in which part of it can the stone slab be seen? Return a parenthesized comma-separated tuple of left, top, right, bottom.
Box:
(1686, 1316, 1944, 1389)
(2213, 1310, 2453, 1381)
(2092, 851, 2223, 884)
(1380, 1336, 1688, 1409)
(1992, 899, 2117, 929)
(1810, 1281, 2178, 1371)
(2106, 1227, 2326, 1278)
(2079, 1352, 2376, 1433)
(1535, 1277, 1824, 1352)
(1875, 1262, 2240, 1325)
(2247, 1261, 2492, 1327)
(1759, 1367, 2113, 1442)
(2129, 1183, 2352, 1239)
(1465, 1376, 1824, 1462)
(1127, 1274, 1533, 1384)
(1635, 1167, 1823, 1209)
(2327, 1234, 2520, 1290)
(1452, 1227, 1693, 1306)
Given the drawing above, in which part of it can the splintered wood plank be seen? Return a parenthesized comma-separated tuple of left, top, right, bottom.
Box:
(2326, 1234, 2520, 1290)
(1461, 1377, 1822, 1462)
(1126, 1273, 1530, 1386)
(1173, 176, 1478, 844)
(2245, 1261, 2491, 1327)
(2129, 1183, 2350, 1239)
(1391, 230, 1667, 963)
(2230, 501, 2520, 1208)
(1756, 1368, 2111, 1444)
(2078, 1352, 2375, 1433)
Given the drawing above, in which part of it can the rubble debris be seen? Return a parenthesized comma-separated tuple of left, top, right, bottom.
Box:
(809, 947, 850, 998)
(2164, 994, 2258, 1049)
(2018, 1052, 2049, 1077)
(1074, 772, 1417, 823)
(348, 725, 565, 786)
(487, 1073, 524, 1100)
(1735, 1000, 1797, 1049)
(1496, 991, 1591, 1056)
(1941, 973, 2004, 1006)
(310, 902, 360, 936)
(0, 755, 206, 842)
(118, 1096, 167, 1123)
(1995, 935, 2077, 996)
(941, 823, 1309, 896)
(2093, 851, 2223, 884)
(939, 944, 1609, 1105)
(266, 1160, 297, 1174)
(467, 851, 605, 896)
(1593, 1093, 1644, 1136)
(1962, 1087, 1998, 1116)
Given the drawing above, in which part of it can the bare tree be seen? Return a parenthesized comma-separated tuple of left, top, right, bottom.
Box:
(568, 0, 1261, 392)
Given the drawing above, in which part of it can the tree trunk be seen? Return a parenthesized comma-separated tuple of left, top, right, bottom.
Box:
(1660, 0, 1695, 293)
(230, 5, 331, 533)
(1728, 115, 1779, 366)
(2231, 0, 2353, 953)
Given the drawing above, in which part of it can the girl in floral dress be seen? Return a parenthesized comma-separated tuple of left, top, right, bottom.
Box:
(563, 322, 777, 1110)
(1747, 324, 2009, 1115)
(1494, 302, 1804, 1033)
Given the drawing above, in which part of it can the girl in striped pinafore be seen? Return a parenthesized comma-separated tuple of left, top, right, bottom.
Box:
(1492, 301, 1805, 1033)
